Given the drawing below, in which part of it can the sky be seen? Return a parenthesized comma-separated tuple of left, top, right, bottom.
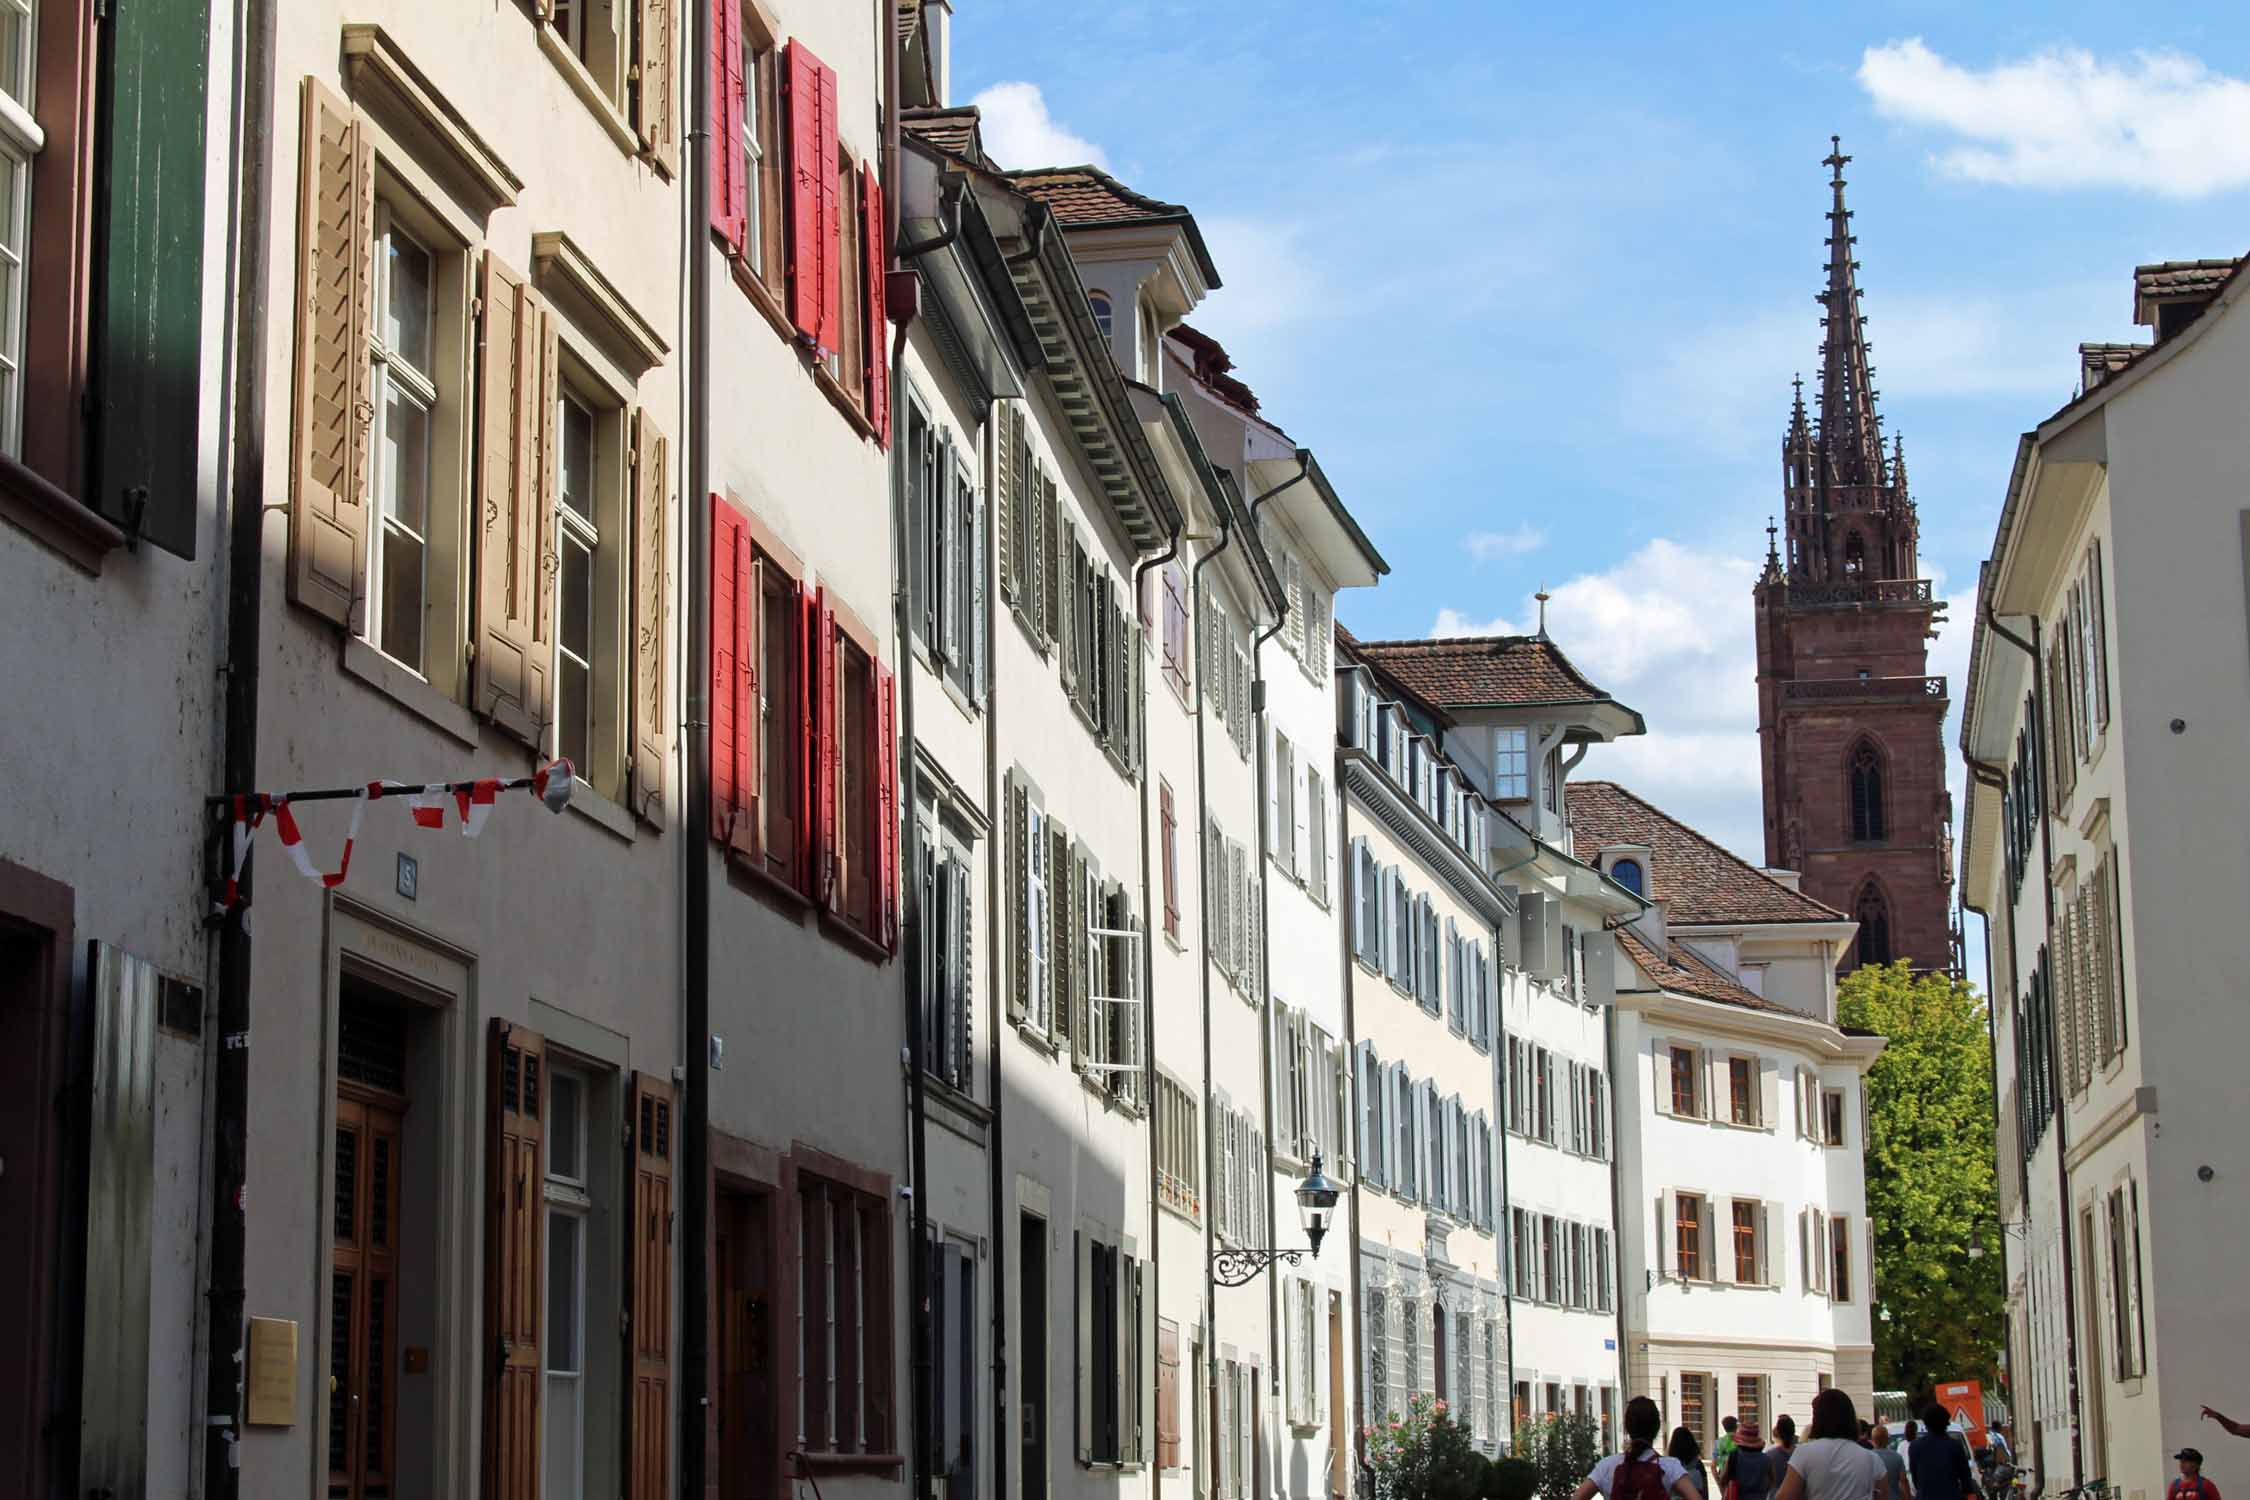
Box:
(949, 2, 2250, 981)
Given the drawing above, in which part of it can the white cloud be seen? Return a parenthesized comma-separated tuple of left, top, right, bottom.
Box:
(1466, 523, 1548, 562)
(1859, 38, 2250, 198)
(1432, 539, 1770, 860)
(968, 82, 1109, 172)
(1196, 216, 1327, 337)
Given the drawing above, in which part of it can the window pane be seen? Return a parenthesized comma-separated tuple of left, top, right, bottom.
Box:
(379, 382, 431, 535)
(547, 1210, 581, 1373)
(549, 1072, 583, 1181)
(561, 531, 593, 661)
(379, 523, 425, 669)
(560, 396, 596, 523)
(0, 4, 26, 108)
(384, 232, 433, 371)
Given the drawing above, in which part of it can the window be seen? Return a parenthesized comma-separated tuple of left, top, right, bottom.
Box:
(1830, 1214, 1852, 1301)
(1735, 1376, 1764, 1433)
(1542, 745, 1561, 813)
(553, 392, 600, 770)
(1609, 857, 1644, 896)
(1842, 531, 1866, 578)
(0, 0, 32, 456)
(541, 1063, 616, 1499)
(1159, 561, 1190, 697)
(369, 209, 437, 673)
(1729, 1057, 1756, 1126)
(1077, 1235, 1145, 1467)
(1849, 740, 1886, 842)
(796, 1172, 892, 1454)
(1088, 289, 1114, 339)
(1160, 781, 1181, 940)
(1670, 1046, 1699, 1117)
(1540, 1215, 1560, 1301)
(924, 1234, 977, 1496)
(1157, 1073, 1200, 1219)
(1287, 1279, 1320, 1426)
(906, 396, 987, 702)
(1676, 1193, 1705, 1280)
(1822, 1088, 1847, 1147)
(919, 832, 975, 1092)
(1733, 1200, 1759, 1283)
(550, 0, 629, 108)
(1854, 882, 1891, 967)
(2107, 1182, 2146, 1379)
(1492, 727, 1529, 800)
(1272, 730, 1297, 878)
(1307, 767, 1329, 906)
(1679, 1373, 1707, 1448)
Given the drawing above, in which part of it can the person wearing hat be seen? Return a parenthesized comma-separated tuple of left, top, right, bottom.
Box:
(1724, 1418, 1778, 1500)
(2172, 1448, 2220, 1500)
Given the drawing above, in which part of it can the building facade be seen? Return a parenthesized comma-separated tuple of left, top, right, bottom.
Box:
(1753, 142, 1953, 974)
(1963, 254, 2250, 1500)
(1568, 781, 1880, 1433)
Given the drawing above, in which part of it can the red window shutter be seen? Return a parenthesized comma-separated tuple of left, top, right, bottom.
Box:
(861, 165, 890, 447)
(813, 590, 839, 910)
(732, 526, 757, 859)
(483, 1019, 545, 1500)
(712, 0, 746, 253)
(709, 493, 746, 846)
(875, 659, 898, 949)
(815, 58, 841, 353)
(624, 1073, 675, 1500)
(783, 40, 824, 341)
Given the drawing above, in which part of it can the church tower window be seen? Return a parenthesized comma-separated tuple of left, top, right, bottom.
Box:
(1848, 740, 1886, 843)
(1855, 883, 1892, 967)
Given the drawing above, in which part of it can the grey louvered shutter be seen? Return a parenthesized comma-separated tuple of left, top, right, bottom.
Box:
(1008, 777, 1029, 1023)
(1049, 818, 1072, 1047)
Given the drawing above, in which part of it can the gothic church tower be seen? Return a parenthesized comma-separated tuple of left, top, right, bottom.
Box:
(1754, 140, 1954, 972)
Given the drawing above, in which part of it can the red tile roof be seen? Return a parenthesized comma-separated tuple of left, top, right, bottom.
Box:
(1350, 633, 1614, 709)
(902, 105, 982, 164)
(1566, 781, 1846, 925)
(1616, 927, 1778, 1012)
(1008, 165, 1194, 227)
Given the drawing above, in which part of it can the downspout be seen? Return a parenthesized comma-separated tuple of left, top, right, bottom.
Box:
(1190, 502, 1235, 1490)
(1337, 781, 1368, 1486)
(1603, 1003, 1628, 1399)
(1984, 605, 2080, 1491)
(680, 0, 715, 1489)
(1133, 523, 1183, 1500)
(205, 0, 276, 1489)
(983, 398, 1011, 1500)
(1487, 845, 1538, 1443)
(1246, 463, 1300, 1454)
(1955, 770, 2021, 1428)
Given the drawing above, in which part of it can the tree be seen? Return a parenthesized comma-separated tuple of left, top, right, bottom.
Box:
(1368, 1394, 1486, 1500)
(1513, 1413, 1603, 1500)
(1837, 960, 2006, 1396)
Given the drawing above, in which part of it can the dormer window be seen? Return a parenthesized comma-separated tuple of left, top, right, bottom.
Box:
(1087, 290, 1114, 340)
(1609, 858, 1644, 897)
(1493, 727, 1529, 801)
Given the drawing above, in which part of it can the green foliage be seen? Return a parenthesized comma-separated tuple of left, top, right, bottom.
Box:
(1368, 1393, 1487, 1500)
(1837, 960, 2006, 1396)
(1487, 1456, 1542, 1500)
(1513, 1413, 1604, 1500)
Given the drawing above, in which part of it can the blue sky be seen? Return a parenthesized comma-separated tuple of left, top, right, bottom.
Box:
(952, 2, 2249, 939)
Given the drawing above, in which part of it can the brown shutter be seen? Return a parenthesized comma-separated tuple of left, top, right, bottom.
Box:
(996, 403, 1017, 601)
(475, 253, 557, 745)
(625, 1072, 676, 1500)
(483, 1019, 545, 1500)
(635, 0, 678, 175)
(289, 77, 373, 628)
(628, 410, 670, 819)
(1156, 1320, 1181, 1469)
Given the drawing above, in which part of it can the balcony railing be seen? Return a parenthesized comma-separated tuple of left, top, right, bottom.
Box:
(1782, 675, 1948, 705)
(1781, 577, 1935, 609)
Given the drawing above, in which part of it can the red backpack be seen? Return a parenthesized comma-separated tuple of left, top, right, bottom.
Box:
(1616, 1450, 1672, 1500)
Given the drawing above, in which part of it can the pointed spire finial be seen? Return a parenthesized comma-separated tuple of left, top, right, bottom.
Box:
(1766, 516, 1779, 560)
(1534, 585, 1552, 639)
(1824, 134, 1850, 183)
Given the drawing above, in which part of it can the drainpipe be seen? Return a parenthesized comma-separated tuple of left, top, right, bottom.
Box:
(1955, 783, 2022, 1428)
(1603, 1003, 1628, 1400)
(1337, 781, 1368, 1485)
(205, 0, 277, 1490)
(1486, 845, 1537, 1445)
(1132, 523, 1183, 1500)
(982, 398, 1012, 1500)
(680, 0, 716, 1487)
(1983, 605, 2080, 1491)
(1189, 503, 1234, 1487)
(1246, 462, 1299, 1459)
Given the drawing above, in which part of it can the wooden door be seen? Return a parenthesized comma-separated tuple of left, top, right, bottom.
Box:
(330, 1087, 404, 1499)
(717, 1188, 778, 1499)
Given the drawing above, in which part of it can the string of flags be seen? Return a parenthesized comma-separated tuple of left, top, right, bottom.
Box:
(212, 760, 576, 915)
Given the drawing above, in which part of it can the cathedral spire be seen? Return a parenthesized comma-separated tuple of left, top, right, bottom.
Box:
(1817, 136, 1885, 490)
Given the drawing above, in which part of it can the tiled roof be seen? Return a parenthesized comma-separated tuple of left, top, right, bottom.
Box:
(1615, 927, 1777, 1012)
(1565, 781, 1847, 925)
(1006, 166, 1222, 286)
(1350, 634, 1613, 709)
(902, 105, 982, 163)
(2133, 257, 2241, 325)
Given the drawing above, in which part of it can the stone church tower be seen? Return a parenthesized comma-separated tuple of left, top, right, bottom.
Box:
(1754, 140, 1954, 973)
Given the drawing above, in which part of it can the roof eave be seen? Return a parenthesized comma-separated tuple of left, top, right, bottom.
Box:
(1245, 450, 1388, 588)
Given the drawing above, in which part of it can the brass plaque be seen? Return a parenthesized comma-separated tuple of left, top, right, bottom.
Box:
(246, 1317, 298, 1427)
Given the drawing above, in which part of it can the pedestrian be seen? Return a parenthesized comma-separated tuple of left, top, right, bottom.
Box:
(1910, 1403, 1982, 1500)
(1725, 1419, 1776, 1500)
(1778, 1389, 1884, 1500)
(2202, 1408, 2250, 1441)
(1572, 1396, 1705, 1500)
(2171, 1449, 2221, 1500)
(1986, 1424, 2014, 1468)
(1770, 1416, 1801, 1496)
(1871, 1425, 1910, 1500)
(1720, 1418, 1742, 1476)
(1674, 1428, 1712, 1500)
(1861, 1422, 1876, 1449)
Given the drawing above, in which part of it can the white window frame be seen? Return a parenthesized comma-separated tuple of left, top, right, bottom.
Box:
(367, 206, 439, 675)
(742, 37, 764, 275)
(0, 0, 37, 461)
(544, 1063, 594, 1500)
(1492, 726, 1528, 801)
(553, 386, 601, 770)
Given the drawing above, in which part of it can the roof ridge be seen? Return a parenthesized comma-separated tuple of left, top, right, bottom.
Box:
(1569, 781, 1849, 921)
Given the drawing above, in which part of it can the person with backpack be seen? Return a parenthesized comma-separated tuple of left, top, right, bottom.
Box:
(1909, 1403, 1983, 1500)
(1776, 1389, 1884, 1500)
(1725, 1419, 1777, 1500)
(1574, 1396, 1708, 1500)
(1673, 1427, 1712, 1500)
(2172, 1448, 2221, 1500)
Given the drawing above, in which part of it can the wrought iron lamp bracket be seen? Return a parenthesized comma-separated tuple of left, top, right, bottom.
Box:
(1213, 1247, 1306, 1288)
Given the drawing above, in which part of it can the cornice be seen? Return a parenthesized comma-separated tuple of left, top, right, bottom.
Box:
(1342, 750, 1516, 928)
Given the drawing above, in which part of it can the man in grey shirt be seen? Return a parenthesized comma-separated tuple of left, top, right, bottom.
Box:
(1872, 1426, 1910, 1500)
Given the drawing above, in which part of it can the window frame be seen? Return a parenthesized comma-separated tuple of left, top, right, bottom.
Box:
(1669, 1044, 1700, 1118)
(791, 1165, 895, 1459)
(1821, 1087, 1847, 1148)
(0, 0, 34, 464)
(366, 203, 441, 677)
(1727, 1055, 1756, 1127)
(1675, 1191, 1705, 1281)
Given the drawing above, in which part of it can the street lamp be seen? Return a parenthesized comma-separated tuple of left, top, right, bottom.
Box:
(1213, 1153, 1342, 1287)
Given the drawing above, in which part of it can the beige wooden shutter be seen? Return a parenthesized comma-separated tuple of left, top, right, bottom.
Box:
(625, 1072, 675, 1500)
(627, 409, 670, 817)
(1041, 472, 1061, 641)
(996, 404, 1018, 601)
(483, 1019, 545, 1500)
(289, 77, 374, 628)
(475, 253, 557, 744)
(634, 0, 678, 174)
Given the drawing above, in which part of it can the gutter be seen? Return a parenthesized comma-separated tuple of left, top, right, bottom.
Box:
(1983, 603, 2081, 1491)
(1247, 457, 1301, 1454)
(205, 0, 277, 1488)
(679, 0, 716, 1488)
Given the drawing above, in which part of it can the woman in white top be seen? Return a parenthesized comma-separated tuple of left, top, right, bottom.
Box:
(1778, 1390, 1886, 1500)
(1575, 1397, 1708, 1500)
